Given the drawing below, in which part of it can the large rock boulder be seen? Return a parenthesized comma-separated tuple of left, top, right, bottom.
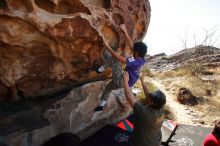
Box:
(177, 88, 198, 106)
(0, 0, 151, 100)
(0, 81, 131, 146)
(0, 0, 150, 145)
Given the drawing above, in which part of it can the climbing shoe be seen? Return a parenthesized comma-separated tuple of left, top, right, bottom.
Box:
(93, 60, 105, 74)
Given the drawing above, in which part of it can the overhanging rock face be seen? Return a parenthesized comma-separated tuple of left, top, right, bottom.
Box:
(0, 0, 151, 100)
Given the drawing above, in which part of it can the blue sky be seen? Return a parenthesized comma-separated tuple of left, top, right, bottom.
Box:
(144, 0, 220, 55)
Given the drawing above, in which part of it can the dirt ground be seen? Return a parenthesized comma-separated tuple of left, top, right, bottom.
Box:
(137, 67, 220, 127)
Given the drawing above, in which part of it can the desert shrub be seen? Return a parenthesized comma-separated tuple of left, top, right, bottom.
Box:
(141, 66, 154, 77)
(138, 81, 157, 102)
(180, 63, 203, 76)
(172, 63, 203, 77)
(155, 70, 185, 79)
(188, 63, 203, 76)
(159, 71, 176, 79)
(161, 56, 172, 61)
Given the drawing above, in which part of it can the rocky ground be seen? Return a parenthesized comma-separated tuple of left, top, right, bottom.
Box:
(140, 46, 220, 127)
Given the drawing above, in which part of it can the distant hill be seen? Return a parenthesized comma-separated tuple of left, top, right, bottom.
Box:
(146, 45, 220, 71)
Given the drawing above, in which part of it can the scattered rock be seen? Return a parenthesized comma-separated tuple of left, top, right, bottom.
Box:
(206, 90, 212, 96)
(177, 88, 198, 106)
(201, 71, 214, 75)
(197, 120, 205, 125)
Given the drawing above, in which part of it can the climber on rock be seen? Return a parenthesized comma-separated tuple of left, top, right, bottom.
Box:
(124, 73, 166, 146)
(94, 24, 147, 111)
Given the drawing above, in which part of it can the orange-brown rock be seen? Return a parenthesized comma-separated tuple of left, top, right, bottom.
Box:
(0, 0, 151, 100)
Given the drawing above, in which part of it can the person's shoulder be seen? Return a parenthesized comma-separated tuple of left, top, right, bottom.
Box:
(127, 57, 136, 62)
(206, 134, 216, 139)
(140, 58, 146, 63)
(134, 100, 143, 106)
(127, 57, 145, 65)
(133, 100, 146, 109)
(204, 134, 218, 145)
(135, 58, 146, 66)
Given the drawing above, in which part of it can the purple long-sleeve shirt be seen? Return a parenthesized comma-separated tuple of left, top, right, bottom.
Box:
(125, 57, 146, 87)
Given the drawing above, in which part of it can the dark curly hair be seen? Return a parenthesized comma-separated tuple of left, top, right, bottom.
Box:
(133, 42, 148, 58)
(150, 90, 166, 110)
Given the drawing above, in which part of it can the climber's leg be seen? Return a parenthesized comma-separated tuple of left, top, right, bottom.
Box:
(94, 81, 114, 111)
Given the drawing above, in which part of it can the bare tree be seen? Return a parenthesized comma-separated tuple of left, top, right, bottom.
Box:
(193, 30, 197, 46)
(179, 26, 220, 49)
(201, 26, 220, 46)
(179, 27, 189, 49)
(212, 34, 220, 47)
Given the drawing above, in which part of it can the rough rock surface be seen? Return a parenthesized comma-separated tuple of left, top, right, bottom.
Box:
(0, 81, 132, 146)
(0, 0, 151, 101)
(0, 0, 150, 144)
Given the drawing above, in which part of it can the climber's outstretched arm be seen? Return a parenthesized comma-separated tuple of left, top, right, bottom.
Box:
(140, 75, 151, 101)
(120, 24, 134, 48)
(103, 39, 126, 63)
(123, 72, 137, 107)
